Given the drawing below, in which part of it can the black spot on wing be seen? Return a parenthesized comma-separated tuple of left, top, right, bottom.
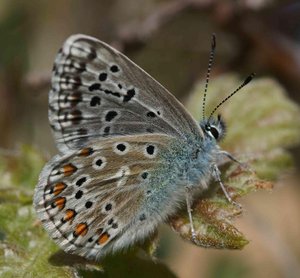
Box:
(105, 111, 118, 122)
(123, 89, 135, 103)
(105, 203, 112, 211)
(146, 145, 155, 155)
(99, 72, 107, 81)
(76, 177, 87, 186)
(75, 190, 83, 199)
(89, 83, 101, 92)
(90, 96, 101, 106)
(110, 65, 119, 73)
(139, 214, 146, 221)
(85, 201, 93, 208)
(104, 89, 120, 98)
(141, 172, 148, 179)
(146, 111, 156, 118)
(88, 83, 121, 99)
(104, 126, 110, 135)
(95, 159, 103, 167)
(116, 143, 126, 152)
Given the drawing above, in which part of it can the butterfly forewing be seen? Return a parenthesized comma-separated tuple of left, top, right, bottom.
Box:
(34, 134, 177, 259)
(49, 34, 202, 153)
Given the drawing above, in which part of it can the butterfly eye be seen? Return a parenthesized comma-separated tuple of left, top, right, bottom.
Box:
(210, 126, 219, 140)
(205, 124, 210, 131)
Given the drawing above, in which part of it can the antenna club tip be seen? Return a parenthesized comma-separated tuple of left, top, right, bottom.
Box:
(243, 72, 256, 85)
(211, 33, 216, 49)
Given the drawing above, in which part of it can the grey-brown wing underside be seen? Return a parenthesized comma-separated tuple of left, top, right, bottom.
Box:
(34, 134, 177, 259)
(49, 34, 202, 154)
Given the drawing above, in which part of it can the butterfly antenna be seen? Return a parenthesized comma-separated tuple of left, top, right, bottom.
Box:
(208, 73, 256, 121)
(202, 34, 216, 120)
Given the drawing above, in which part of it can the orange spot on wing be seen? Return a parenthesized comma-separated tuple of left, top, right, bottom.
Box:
(63, 209, 76, 223)
(98, 232, 110, 245)
(54, 197, 66, 210)
(79, 147, 94, 156)
(62, 163, 77, 176)
(53, 182, 67, 196)
(74, 223, 88, 237)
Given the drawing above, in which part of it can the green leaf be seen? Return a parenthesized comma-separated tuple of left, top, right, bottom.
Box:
(170, 74, 300, 249)
(0, 146, 76, 277)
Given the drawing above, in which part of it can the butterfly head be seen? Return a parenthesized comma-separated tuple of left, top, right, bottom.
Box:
(200, 114, 226, 141)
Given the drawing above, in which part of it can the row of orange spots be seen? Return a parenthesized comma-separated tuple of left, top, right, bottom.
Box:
(79, 147, 94, 157)
(62, 163, 77, 176)
(98, 232, 110, 245)
(62, 209, 76, 223)
(53, 197, 66, 210)
(74, 223, 88, 237)
(52, 182, 67, 196)
(70, 222, 110, 245)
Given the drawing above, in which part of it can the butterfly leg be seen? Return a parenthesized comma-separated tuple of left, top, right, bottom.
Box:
(219, 150, 243, 164)
(185, 186, 197, 242)
(218, 151, 253, 172)
(212, 164, 242, 208)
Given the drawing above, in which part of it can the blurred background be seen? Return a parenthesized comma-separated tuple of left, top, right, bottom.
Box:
(0, 0, 300, 277)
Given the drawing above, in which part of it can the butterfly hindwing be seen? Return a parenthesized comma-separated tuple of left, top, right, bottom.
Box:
(34, 134, 177, 259)
(49, 34, 201, 153)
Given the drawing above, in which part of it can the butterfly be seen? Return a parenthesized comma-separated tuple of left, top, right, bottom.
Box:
(33, 34, 254, 260)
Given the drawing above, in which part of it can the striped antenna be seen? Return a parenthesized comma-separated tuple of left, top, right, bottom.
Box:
(202, 33, 216, 120)
(208, 73, 256, 121)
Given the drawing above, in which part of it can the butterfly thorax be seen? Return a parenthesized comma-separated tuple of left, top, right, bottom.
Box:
(185, 135, 220, 189)
(158, 133, 220, 193)
(166, 115, 225, 189)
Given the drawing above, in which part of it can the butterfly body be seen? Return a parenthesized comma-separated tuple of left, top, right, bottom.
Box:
(34, 34, 226, 260)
